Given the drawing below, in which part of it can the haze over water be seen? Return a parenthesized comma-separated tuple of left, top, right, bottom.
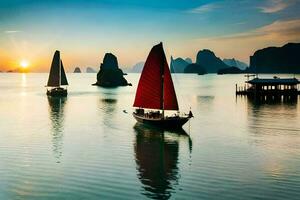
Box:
(0, 73, 299, 199)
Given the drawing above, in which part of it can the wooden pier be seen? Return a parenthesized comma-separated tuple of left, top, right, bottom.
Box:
(236, 77, 300, 101)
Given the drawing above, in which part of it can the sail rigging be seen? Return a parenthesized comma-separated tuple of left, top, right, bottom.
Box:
(133, 43, 179, 110)
(47, 50, 68, 87)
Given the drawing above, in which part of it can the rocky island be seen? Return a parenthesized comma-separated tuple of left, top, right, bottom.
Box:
(216, 43, 300, 74)
(170, 56, 192, 73)
(196, 49, 229, 73)
(93, 53, 131, 87)
(248, 43, 300, 73)
(86, 67, 96, 73)
(74, 67, 81, 73)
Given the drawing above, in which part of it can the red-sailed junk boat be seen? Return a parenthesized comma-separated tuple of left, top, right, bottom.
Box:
(133, 43, 193, 129)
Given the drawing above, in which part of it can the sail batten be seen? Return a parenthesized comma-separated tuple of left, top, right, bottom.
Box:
(47, 50, 68, 87)
(133, 43, 179, 111)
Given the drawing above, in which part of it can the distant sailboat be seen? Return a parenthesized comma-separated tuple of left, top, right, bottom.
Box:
(133, 43, 193, 129)
(46, 50, 68, 97)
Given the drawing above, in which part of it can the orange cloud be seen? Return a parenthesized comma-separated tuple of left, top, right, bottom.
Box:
(259, 0, 295, 13)
(179, 19, 300, 63)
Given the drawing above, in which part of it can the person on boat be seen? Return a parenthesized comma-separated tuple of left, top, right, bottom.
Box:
(136, 108, 144, 115)
(188, 110, 194, 118)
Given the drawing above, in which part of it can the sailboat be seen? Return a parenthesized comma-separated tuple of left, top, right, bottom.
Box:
(133, 43, 193, 129)
(46, 50, 68, 97)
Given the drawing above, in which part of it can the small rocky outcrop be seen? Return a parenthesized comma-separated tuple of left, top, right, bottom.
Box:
(93, 53, 131, 87)
(74, 67, 81, 73)
(86, 67, 96, 73)
(184, 63, 207, 75)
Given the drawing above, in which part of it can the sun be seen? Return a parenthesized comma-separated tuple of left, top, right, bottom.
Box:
(20, 60, 29, 69)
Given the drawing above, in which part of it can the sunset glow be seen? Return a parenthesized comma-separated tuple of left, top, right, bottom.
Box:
(20, 60, 29, 69)
(0, 0, 299, 72)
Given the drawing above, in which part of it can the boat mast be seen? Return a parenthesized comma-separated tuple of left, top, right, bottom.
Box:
(59, 59, 61, 87)
(161, 43, 165, 119)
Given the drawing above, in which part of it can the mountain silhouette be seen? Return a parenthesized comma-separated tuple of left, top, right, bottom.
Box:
(223, 58, 248, 69)
(248, 43, 300, 73)
(86, 67, 97, 73)
(170, 56, 191, 73)
(127, 61, 145, 73)
(196, 49, 229, 73)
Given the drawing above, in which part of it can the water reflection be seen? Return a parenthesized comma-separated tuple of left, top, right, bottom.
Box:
(20, 73, 27, 96)
(247, 97, 298, 132)
(47, 96, 67, 162)
(21, 73, 27, 87)
(134, 124, 192, 199)
(246, 95, 298, 105)
(197, 95, 214, 103)
(98, 98, 118, 128)
(197, 95, 215, 111)
(98, 90, 119, 115)
(246, 97, 300, 180)
(246, 95, 300, 147)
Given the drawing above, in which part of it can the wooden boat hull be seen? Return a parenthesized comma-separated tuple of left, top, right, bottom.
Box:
(47, 87, 67, 97)
(133, 113, 190, 129)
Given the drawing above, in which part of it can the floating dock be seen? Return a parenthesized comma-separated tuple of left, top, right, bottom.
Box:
(236, 77, 300, 101)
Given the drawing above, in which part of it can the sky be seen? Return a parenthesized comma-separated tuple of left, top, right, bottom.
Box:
(0, 0, 300, 72)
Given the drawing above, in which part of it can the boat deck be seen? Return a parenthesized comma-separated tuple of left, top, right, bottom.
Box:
(133, 112, 190, 129)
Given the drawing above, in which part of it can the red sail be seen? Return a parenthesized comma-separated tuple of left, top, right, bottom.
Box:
(163, 56, 179, 110)
(133, 43, 179, 110)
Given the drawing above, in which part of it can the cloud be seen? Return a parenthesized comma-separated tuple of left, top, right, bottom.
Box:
(188, 3, 219, 14)
(258, 19, 300, 35)
(259, 0, 294, 13)
(4, 30, 22, 34)
(218, 19, 300, 40)
(185, 19, 300, 63)
(234, 22, 247, 25)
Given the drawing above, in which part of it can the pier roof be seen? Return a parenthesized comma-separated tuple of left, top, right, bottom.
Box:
(247, 78, 300, 85)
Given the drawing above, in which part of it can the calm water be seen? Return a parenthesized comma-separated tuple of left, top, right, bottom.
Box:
(0, 73, 300, 200)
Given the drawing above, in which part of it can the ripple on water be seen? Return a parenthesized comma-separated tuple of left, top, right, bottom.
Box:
(1, 74, 300, 199)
